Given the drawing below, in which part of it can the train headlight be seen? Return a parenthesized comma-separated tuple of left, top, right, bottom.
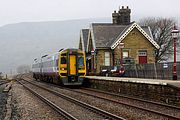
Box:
(61, 67, 67, 70)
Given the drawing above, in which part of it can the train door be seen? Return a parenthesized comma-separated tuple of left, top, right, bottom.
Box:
(69, 55, 76, 75)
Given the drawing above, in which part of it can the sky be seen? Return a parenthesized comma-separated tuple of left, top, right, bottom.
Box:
(0, 0, 180, 74)
(0, 0, 180, 26)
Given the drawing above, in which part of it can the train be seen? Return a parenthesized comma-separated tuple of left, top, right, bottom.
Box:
(32, 48, 86, 86)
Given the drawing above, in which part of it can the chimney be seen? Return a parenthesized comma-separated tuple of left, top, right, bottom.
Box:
(112, 10, 119, 24)
(112, 6, 131, 25)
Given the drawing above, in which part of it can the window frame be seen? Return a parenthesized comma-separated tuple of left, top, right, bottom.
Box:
(104, 52, 110, 66)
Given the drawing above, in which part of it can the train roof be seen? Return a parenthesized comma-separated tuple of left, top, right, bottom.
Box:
(61, 48, 83, 52)
(33, 48, 84, 64)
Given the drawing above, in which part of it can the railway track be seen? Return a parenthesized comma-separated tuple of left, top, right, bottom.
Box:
(21, 75, 180, 119)
(17, 79, 125, 120)
(76, 88, 180, 120)
(82, 87, 180, 109)
(17, 80, 77, 120)
(0, 82, 6, 86)
(0, 81, 8, 86)
(26, 79, 180, 120)
(67, 87, 180, 120)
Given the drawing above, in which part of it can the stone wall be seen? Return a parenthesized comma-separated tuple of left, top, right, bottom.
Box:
(84, 78, 180, 107)
(96, 49, 113, 73)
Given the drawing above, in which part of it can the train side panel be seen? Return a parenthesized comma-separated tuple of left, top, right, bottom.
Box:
(32, 59, 41, 80)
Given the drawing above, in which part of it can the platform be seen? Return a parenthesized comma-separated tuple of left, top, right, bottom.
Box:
(85, 76, 180, 89)
(85, 76, 180, 106)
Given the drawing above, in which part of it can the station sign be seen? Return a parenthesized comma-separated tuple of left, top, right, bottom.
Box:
(91, 50, 96, 55)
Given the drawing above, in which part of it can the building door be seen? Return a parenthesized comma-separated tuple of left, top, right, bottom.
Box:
(138, 51, 147, 64)
(69, 55, 76, 75)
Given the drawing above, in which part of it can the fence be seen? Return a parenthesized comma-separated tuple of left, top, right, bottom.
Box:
(101, 62, 180, 80)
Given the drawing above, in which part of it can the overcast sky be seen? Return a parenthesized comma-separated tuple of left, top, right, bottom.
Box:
(0, 0, 180, 74)
(0, 0, 180, 26)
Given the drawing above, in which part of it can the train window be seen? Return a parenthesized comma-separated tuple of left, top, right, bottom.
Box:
(61, 53, 66, 56)
(61, 57, 67, 64)
(78, 56, 84, 67)
(56, 59, 58, 66)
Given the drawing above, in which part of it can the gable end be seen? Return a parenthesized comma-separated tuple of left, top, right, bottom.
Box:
(111, 23, 160, 50)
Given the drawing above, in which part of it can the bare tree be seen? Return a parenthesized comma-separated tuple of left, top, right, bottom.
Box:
(139, 17, 179, 62)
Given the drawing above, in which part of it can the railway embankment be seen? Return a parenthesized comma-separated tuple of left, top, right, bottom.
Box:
(1, 77, 62, 120)
(10, 82, 61, 120)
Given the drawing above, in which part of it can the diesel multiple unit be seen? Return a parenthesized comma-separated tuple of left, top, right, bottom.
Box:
(32, 48, 86, 86)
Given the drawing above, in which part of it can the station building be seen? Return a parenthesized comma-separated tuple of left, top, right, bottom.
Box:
(79, 6, 160, 74)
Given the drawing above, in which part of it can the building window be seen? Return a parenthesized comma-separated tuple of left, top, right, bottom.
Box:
(138, 50, 147, 56)
(123, 51, 129, 58)
(104, 52, 110, 66)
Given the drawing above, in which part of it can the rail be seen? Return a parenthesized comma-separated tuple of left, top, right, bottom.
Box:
(30, 80, 180, 120)
(79, 88, 180, 120)
(20, 79, 126, 120)
(17, 80, 78, 120)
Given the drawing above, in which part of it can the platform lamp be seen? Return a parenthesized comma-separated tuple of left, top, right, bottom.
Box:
(171, 24, 179, 80)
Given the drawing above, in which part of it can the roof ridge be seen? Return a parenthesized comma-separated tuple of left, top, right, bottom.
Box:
(91, 23, 134, 26)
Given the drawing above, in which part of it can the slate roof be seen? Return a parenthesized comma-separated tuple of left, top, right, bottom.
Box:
(81, 29, 89, 51)
(91, 23, 128, 48)
(90, 22, 158, 49)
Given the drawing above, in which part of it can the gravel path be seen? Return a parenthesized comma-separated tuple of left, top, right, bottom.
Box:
(11, 82, 61, 120)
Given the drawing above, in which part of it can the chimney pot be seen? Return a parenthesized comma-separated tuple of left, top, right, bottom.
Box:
(112, 6, 131, 25)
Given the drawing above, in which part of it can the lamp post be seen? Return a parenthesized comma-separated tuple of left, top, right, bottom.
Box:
(171, 25, 179, 80)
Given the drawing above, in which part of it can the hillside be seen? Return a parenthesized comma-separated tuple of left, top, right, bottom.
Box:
(0, 17, 179, 74)
(0, 18, 110, 73)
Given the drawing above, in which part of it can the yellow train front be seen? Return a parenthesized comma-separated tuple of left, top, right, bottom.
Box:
(32, 48, 86, 86)
(58, 49, 86, 85)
